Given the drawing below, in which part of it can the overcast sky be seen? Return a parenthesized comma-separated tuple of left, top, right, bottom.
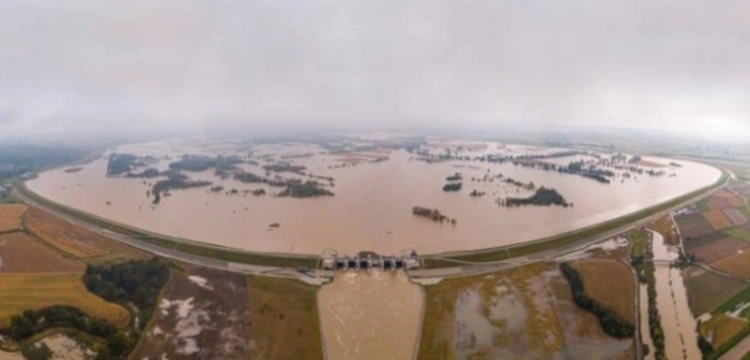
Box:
(1, 0, 749, 140)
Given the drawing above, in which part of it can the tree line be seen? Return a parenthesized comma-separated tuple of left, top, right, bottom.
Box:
(559, 262, 634, 338)
(82, 258, 170, 329)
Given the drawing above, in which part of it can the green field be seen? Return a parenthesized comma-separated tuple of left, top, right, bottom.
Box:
(726, 228, 750, 244)
(629, 230, 649, 258)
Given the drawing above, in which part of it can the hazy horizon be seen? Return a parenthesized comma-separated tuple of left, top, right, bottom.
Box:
(1, 0, 749, 141)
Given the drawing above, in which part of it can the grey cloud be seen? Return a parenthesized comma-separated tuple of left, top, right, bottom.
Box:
(0, 0, 748, 139)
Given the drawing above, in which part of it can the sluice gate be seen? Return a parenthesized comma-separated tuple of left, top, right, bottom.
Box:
(319, 249, 420, 271)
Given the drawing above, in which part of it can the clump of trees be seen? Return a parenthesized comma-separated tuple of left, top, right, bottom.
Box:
(559, 263, 634, 338)
(168, 155, 243, 173)
(126, 168, 160, 178)
(233, 171, 264, 183)
(83, 258, 169, 328)
(106, 154, 139, 176)
(698, 334, 714, 356)
(470, 190, 485, 197)
(446, 173, 462, 181)
(262, 163, 307, 174)
(278, 183, 334, 198)
(21, 343, 52, 360)
(412, 206, 457, 224)
(443, 182, 462, 192)
(3, 306, 134, 360)
(150, 170, 212, 204)
(501, 187, 570, 207)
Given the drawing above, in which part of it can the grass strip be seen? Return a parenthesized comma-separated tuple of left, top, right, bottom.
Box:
(714, 285, 750, 314)
(706, 325, 750, 360)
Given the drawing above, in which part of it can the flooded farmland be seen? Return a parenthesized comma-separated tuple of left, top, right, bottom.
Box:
(317, 271, 423, 360)
(418, 262, 633, 359)
(650, 230, 701, 360)
(26, 137, 721, 255)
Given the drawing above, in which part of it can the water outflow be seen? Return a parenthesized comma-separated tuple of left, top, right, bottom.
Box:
(317, 270, 423, 360)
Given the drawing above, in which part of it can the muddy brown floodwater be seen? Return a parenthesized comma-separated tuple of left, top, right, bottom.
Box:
(639, 284, 656, 360)
(317, 271, 423, 360)
(27, 138, 721, 255)
(650, 230, 701, 360)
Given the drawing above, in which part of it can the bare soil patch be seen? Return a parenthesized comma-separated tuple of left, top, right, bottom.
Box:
(676, 212, 709, 225)
(23, 207, 147, 262)
(724, 208, 749, 226)
(0, 232, 84, 273)
(0, 205, 26, 233)
(570, 260, 635, 326)
(684, 266, 747, 315)
(713, 190, 746, 208)
(703, 209, 734, 231)
(684, 232, 729, 251)
(677, 219, 716, 240)
(0, 204, 28, 218)
(690, 236, 750, 264)
(707, 197, 733, 210)
(0, 218, 20, 233)
(713, 251, 750, 279)
(131, 266, 255, 360)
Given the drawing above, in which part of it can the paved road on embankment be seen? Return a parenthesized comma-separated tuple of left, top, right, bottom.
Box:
(12, 188, 317, 281)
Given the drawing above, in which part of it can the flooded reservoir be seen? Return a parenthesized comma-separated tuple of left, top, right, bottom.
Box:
(26, 137, 721, 255)
(317, 271, 423, 360)
(650, 230, 701, 360)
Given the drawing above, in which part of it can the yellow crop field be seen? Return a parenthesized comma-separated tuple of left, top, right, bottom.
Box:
(0, 204, 27, 232)
(571, 259, 635, 325)
(0, 272, 130, 328)
(23, 208, 108, 258)
(0, 232, 85, 273)
(700, 314, 748, 348)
